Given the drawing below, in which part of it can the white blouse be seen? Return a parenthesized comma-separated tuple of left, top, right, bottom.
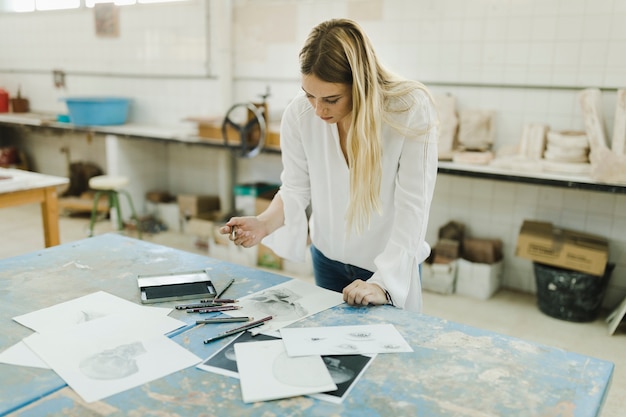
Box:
(262, 89, 438, 312)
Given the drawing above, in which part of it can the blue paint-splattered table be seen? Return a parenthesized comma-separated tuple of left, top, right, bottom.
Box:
(0, 234, 613, 417)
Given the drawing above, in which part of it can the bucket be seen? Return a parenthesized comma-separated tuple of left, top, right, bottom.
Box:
(61, 97, 130, 126)
(534, 262, 614, 322)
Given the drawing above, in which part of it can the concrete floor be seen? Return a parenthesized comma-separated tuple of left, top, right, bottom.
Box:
(1, 203, 624, 416)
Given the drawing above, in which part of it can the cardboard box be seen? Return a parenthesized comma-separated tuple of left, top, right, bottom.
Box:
(515, 220, 609, 276)
(178, 194, 220, 218)
(463, 238, 502, 264)
(422, 260, 457, 295)
(432, 238, 460, 264)
(456, 258, 502, 300)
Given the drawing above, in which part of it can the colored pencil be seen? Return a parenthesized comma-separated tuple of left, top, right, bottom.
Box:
(216, 278, 235, 299)
(199, 298, 237, 304)
(175, 302, 223, 310)
(203, 315, 273, 344)
(186, 305, 241, 314)
(196, 317, 252, 324)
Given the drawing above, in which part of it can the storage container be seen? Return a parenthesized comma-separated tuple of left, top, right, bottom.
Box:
(61, 97, 130, 126)
(421, 260, 457, 295)
(456, 258, 502, 300)
(0, 89, 9, 113)
(534, 262, 614, 322)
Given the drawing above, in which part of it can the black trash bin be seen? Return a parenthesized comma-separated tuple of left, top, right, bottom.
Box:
(533, 262, 614, 322)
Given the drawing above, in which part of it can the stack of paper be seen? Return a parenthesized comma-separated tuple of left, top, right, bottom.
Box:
(198, 322, 412, 404)
(196, 279, 413, 404)
(1, 291, 202, 403)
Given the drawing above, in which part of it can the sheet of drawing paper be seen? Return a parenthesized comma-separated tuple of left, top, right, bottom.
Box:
(223, 279, 343, 335)
(309, 354, 375, 404)
(13, 291, 173, 334)
(0, 340, 50, 369)
(234, 339, 336, 403)
(197, 331, 278, 378)
(22, 313, 201, 403)
(3, 309, 184, 371)
(280, 324, 413, 356)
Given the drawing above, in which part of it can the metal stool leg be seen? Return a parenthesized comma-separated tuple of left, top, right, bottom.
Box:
(110, 191, 124, 231)
(88, 190, 104, 237)
(119, 190, 142, 239)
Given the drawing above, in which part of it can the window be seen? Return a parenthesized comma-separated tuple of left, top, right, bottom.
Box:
(0, 0, 187, 12)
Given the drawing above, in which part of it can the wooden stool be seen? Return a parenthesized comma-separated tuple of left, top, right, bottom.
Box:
(88, 175, 141, 238)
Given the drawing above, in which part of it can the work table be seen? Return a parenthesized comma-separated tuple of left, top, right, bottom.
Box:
(0, 234, 615, 416)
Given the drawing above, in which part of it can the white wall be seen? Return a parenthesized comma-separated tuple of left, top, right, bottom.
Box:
(1, 0, 625, 307)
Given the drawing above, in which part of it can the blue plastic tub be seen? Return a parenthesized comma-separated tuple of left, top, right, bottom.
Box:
(61, 97, 130, 126)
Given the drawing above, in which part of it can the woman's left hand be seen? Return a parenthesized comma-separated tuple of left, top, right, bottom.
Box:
(342, 280, 388, 306)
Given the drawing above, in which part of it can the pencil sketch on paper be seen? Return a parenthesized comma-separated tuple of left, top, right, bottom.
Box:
(224, 279, 344, 334)
(197, 331, 277, 378)
(248, 287, 308, 321)
(280, 324, 413, 356)
(76, 309, 106, 325)
(310, 354, 374, 404)
(79, 342, 147, 380)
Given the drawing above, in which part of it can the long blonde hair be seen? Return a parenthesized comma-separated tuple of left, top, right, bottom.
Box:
(299, 18, 434, 234)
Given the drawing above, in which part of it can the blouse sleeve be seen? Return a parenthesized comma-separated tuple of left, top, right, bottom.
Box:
(260, 98, 312, 262)
(367, 90, 439, 311)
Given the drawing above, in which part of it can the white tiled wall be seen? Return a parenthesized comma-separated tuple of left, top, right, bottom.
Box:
(1, 0, 625, 306)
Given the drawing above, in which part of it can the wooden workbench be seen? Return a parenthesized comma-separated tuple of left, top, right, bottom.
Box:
(0, 168, 68, 247)
(0, 234, 614, 416)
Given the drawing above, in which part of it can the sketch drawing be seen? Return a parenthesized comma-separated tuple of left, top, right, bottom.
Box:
(224, 280, 343, 335)
(310, 354, 374, 403)
(280, 324, 413, 356)
(323, 356, 355, 384)
(346, 331, 374, 341)
(199, 331, 277, 377)
(76, 309, 106, 324)
(248, 287, 308, 321)
(79, 342, 147, 380)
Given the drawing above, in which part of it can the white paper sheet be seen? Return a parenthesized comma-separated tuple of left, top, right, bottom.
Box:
(23, 313, 201, 403)
(224, 280, 343, 335)
(235, 339, 336, 403)
(13, 291, 173, 334)
(0, 340, 50, 369)
(280, 324, 413, 356)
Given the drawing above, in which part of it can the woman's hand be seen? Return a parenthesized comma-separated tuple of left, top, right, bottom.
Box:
(219, 217, 267, 248)
(342, 280, 388, 307)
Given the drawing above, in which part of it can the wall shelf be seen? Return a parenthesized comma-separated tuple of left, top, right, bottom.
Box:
(1, 113, 624, 194)
(437, 161, 626, 194)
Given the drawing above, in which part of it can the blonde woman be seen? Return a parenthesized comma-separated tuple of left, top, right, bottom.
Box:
(220, 18, 438, 311)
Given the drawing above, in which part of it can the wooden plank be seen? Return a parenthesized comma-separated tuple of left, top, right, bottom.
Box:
(612, 89, 626, 155)
(0, 188, 44, 207)
(40, 186, 60, 247)
(59, 195, 109, 213)
(578, 88, 608, 153)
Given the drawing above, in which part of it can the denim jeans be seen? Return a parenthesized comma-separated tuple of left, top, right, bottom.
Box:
(310, 244, 374, 293)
